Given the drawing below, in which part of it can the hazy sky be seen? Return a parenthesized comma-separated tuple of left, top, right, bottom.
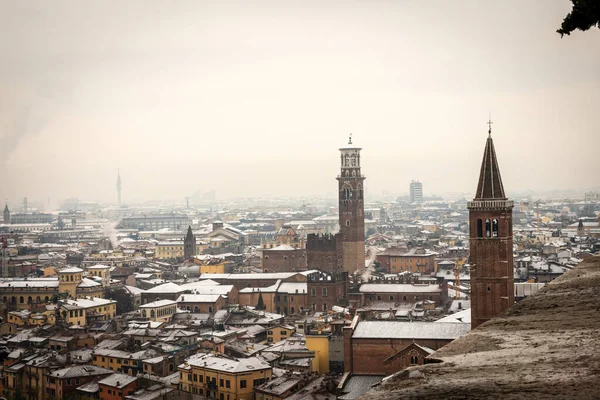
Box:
(1, 0, 599, 207)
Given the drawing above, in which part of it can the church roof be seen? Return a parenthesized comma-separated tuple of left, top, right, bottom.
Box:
(474, 133, 506, 200)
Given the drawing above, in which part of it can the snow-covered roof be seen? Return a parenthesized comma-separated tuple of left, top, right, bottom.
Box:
(359, 284, 442, 293)
(63, 297, 116, 309)
(139, 299, 177, 308)
(98, 373, 137, 388)
(0, 279, 59, 288)
(87, 264, 111, 270)
(176, 294, 222, 303)
(59, 266, 84, 273)
(435, 308, 471, 324)
(182, 353, 270, 373)
(144, 282, 186, 294)
(277, 282, 307, 294)
(180, 284, 234, 296)
(78, 278, 102, 288)
(352, 321, 470, 339)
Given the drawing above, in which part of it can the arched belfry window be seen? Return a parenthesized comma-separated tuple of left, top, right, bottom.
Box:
(477, 219, 483, 238)
(485, 219, 491, 237)
(343, 187, 353, 201)
(346, 220, 350, 226)
(492, 219, 499, 237)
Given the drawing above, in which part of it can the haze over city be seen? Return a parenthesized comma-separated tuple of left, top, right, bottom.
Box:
(2, 0, 600, 207)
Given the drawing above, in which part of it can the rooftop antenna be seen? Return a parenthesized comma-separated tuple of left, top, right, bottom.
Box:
(348, 133, 353, 145)
(487, 114, 493, 137)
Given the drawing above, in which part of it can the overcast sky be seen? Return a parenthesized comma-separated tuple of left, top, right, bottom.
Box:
(1, 0, 599, 207)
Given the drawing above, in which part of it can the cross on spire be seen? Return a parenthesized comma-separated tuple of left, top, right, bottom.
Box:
(348, 133, 353, 145)
(487, 115, 493, 137)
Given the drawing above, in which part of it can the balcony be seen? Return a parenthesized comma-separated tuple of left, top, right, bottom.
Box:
(467, 200, 514, 210)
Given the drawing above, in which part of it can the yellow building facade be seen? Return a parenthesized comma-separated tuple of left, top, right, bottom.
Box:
(155, 242, 208, 259)
(179, 354, 272, 400)
(60, 297, 117, 326)
(58, 266, 85, 298)
(305, 333, 330, 374)
(267, 325, 295, 343)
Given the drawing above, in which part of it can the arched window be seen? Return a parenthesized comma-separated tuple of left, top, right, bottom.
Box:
(410, 355, 418, 365)
(402, 296, 407, 301)
(485, 219, 491, 237)
(352, 170, 356, 177)
(492, 219, 499, 237)
(323, 303, 327, 312)
(346, 220, 350, 226)
(477, 219, 483, 238)
(150, 310, 155, 318)
(20, 296, 24, 304)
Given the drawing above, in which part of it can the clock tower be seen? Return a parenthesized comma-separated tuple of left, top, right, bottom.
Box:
(337, 135, 366, 273)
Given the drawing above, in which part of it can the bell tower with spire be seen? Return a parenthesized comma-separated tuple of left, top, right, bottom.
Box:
(184, 225, 196, 260)
(337, 134, 366, 273)
(468, 119, 514, 329)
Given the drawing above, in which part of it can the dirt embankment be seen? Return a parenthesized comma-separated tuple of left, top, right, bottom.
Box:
(362, 256, 600, 400)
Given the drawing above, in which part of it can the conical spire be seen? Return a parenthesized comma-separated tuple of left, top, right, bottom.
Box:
(185, 225, 194, 239)
(474, 127, 506, 200)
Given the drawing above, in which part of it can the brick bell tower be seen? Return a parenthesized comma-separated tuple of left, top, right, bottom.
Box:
(468, 120, 514, 329)
(337, 134, 366, 273)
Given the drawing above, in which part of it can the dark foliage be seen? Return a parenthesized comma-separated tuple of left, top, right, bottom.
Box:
(558, 0, 600, 36)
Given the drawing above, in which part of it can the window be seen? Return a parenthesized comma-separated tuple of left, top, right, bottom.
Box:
(193, 374, 197, 382)
(477, 219, 483, 238)
(485, 219, 491, 237)
(389, 295, 394, 301)
(311, 288, 316, 297)
(323, 303, 328, 311)
(410, 355, 418, 365)
(226, 380, 230, 388)
(220, 379, 224, 387)
(322, 288, 327, 297)
(240, 380, 247, 389)
(199, 375, 203, 383)
(280, 330, 288, 335)
(346, 220, 350, 226)
(492, 218, 499, 237)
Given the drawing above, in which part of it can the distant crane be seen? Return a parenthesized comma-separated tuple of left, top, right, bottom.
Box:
(535, 200, 541, 232)
(1, 235, 8, 279)
(454, 258, 462, 300)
